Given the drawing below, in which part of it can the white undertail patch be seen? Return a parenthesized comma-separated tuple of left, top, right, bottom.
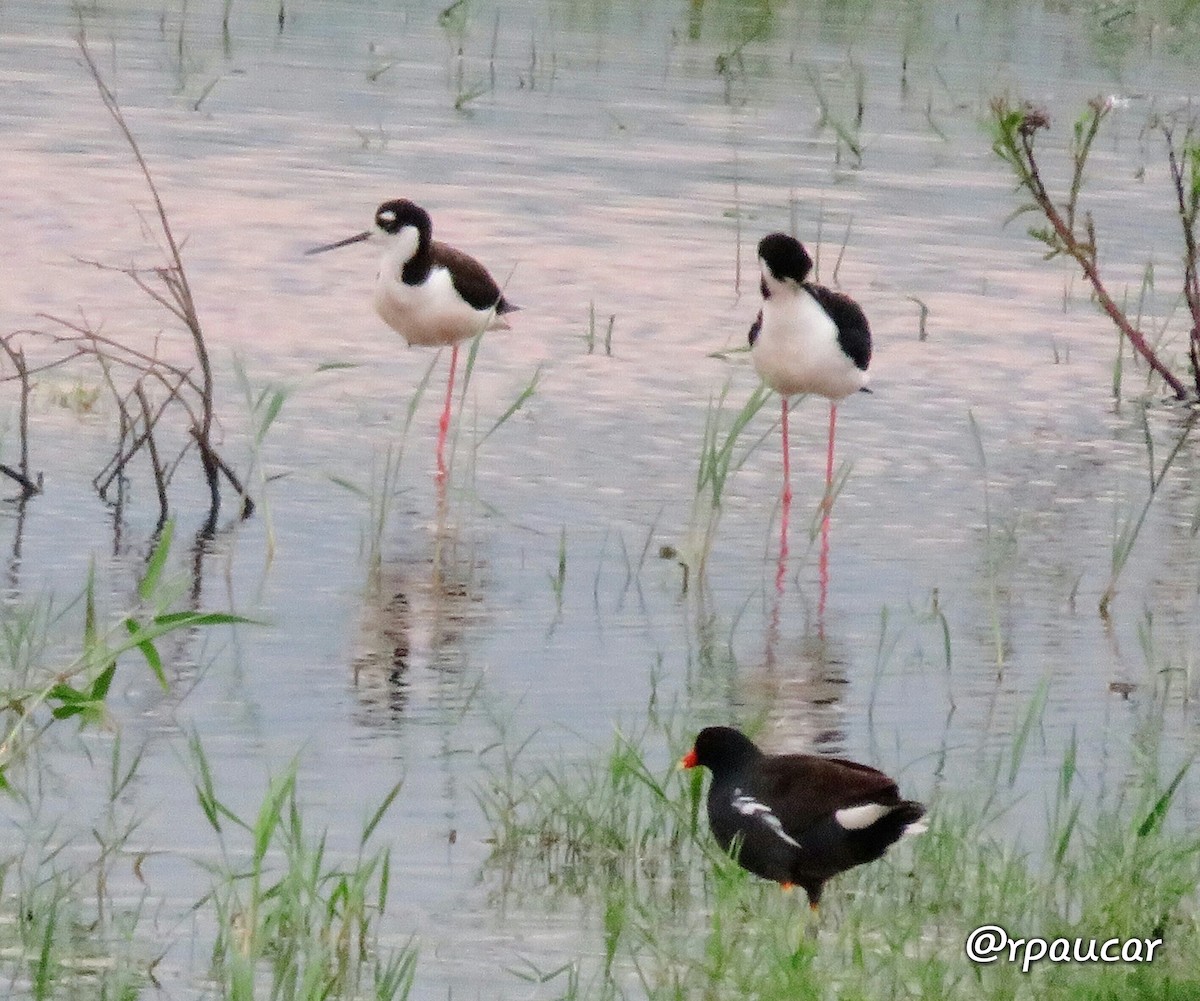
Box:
(834, 803, 891, 830)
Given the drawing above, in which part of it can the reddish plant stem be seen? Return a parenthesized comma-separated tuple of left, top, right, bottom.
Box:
(1019, 129, 1190, 400)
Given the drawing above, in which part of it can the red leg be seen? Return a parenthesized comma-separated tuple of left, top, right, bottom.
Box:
(817, 501, 830, 630)
(779, 397, 792, 558)
(823, 402, 837, 513)
(435, 343, 459, 483)
(817, 402, 837, 631)
(781, 397, 793, 507)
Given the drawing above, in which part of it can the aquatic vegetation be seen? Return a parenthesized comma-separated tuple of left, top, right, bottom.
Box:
(0, 738, 416, 1000)
(0, 535, 413, 998)
(7, 3, 1200, 999)
(685, 379, 772, 578)
(477, 704, 1200, 1000)
(804, 62, 866, 168)
(480, 363, 543, 447)
(192, 743, 415, 1001)
(990, 97, 1200, 401)
(583, 301, 615, 357)
(0, 523, 251, 790)
(1101, 408, 1198, 617)
(20, 35, 256, 531)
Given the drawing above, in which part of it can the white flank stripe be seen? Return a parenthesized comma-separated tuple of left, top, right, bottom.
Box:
(731, 789, 803, 850)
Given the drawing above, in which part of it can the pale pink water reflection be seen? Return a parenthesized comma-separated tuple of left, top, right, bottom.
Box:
(3, 0, 1200, 995)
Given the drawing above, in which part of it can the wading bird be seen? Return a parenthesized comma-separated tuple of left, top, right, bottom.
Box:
(749, 233, 871, 533)
(307, 199, 518, 480)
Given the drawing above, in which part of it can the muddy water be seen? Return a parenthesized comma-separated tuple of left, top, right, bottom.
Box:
(3, 0, 1200, 994)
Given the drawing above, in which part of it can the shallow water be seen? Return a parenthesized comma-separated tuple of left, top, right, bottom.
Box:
(3, 0, 1200, 994)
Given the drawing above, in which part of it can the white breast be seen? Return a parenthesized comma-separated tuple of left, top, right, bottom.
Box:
(373, 266, 507, 348)
(751, 288, 868, 401)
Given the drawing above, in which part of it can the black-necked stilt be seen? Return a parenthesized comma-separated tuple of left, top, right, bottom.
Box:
(681, 726, 925, 916)
(307, 199, 518, 480)
(749, 233, 871, 532)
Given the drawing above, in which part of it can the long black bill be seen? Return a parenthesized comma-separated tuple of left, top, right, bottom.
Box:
(305, 230, 371, 255)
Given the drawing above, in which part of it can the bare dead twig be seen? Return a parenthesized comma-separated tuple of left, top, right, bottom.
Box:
(95, 372, 189, 500)
(1162, 120, 1200, 393)
(135, 383, 169, 527)
(67, 32, 252, 523)
(0, 335, 42, 498)
(189, 427, 254, 519)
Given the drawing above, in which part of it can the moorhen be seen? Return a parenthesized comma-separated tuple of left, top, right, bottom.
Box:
(682, 725, 925, 912)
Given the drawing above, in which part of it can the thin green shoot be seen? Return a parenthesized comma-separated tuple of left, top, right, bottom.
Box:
(550, 527, 567, 614)
(1101, 409, 1197, 617)
(478, 364, 542, 447)
(807, 460, 853, 541)
(831, 217, 852, 287)
(445, 331, 486, 479)
(582, 301, 616, 356)
(803, 64, 863, 167)
(906, 295, 929, 340)
(967, 410, 1006, 671)
(232, 354, 294, 563)
(686, 381, 772, 575)
(346, 353, 436, 572)
(1007, 677, 1050, 787)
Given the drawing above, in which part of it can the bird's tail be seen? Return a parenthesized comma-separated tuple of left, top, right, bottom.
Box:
(895, 801, 927, 838)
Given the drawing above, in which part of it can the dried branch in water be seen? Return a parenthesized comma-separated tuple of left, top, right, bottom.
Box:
(0, 334, 43, 498)
(1161, 119, 1200, 387)
(991, 96, 1195, 400)
(67, 31, 253, 523)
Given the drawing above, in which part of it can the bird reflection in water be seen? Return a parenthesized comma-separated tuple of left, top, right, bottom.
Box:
(754, 596, 849, 756)
(351, 524, 487, 725)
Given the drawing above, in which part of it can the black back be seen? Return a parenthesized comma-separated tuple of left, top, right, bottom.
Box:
(805, 283, 872, 371)
(374, 198, 514, 313)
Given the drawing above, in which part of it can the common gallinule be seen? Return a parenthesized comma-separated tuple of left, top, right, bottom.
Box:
(681, 726, 924, 912)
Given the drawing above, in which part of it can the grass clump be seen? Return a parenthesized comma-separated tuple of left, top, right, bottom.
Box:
(684, 380, 772, 580)
(192, 743, 416, 1000)
(0, 533, 417, 1000)
(478, 716, 708, 905)
(0, 522, 250, 789)
(477, 708, 1200, 1000)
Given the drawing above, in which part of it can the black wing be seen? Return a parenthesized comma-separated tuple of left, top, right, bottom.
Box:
(805, 283, 871, 371)
(748, 310, 763, 347)
(431, 241, 506, 312)
(755, 754, 900, 839)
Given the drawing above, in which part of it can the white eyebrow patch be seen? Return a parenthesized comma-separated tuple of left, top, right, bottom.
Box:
(378, 210, 396, 224)
(732, 789, 802, 849)
(834, 803, 891, 830)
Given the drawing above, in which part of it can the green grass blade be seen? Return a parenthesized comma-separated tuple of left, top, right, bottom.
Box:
(139, 520, 174, 602)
